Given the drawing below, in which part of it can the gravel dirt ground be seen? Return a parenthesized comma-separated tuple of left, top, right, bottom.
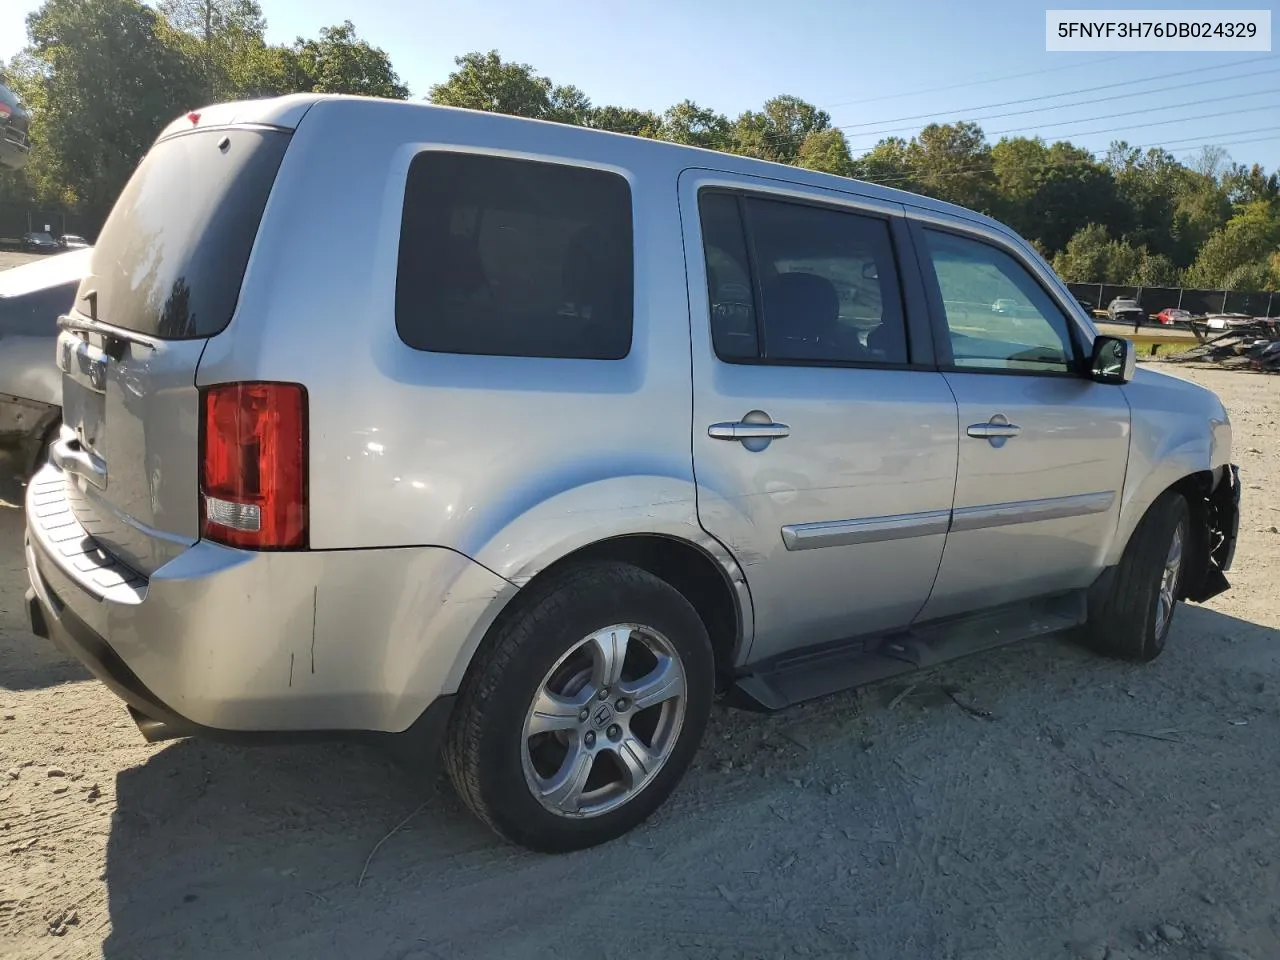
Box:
(1, 363, 1278, 960)
(0, 251, 45, 272)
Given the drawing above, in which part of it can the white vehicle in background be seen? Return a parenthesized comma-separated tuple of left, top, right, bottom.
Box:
(1204, 313, 1254, 331)
(0, 248, 91, 475)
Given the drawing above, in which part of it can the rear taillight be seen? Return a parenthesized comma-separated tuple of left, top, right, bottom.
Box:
(200, 382, 307, 550)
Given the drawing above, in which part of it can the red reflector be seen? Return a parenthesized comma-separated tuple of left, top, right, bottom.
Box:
(201, 383, 307, 550)
(187, 111, 201, 125)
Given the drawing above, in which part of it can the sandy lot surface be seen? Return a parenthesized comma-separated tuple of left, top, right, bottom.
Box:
(0, 251, 45, 272)
(1, 364, 1277, 960)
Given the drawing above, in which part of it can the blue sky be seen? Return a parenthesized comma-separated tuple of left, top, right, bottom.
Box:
(3, 0, 1278, 168)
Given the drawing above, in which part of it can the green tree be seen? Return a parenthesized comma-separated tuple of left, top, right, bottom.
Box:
(1130, 250, 1180, 286)
(1053, 224, 1113, 282)
(279, 21, 407, 99)
(11, 0, 206, 218)
(658, 100, 731, 149)
(158, 0, 269, 100)
(1185, 201, 1280, 288)
(990, 137, 1124, 254)
(731, 95, 831, 164)
(1221, 260, 1279, 291)
(851, 137, 916, 191)
(1051, 223, 1160, 284)
(548, 84, 592, 125)
(586, 105, 660, 137)
(796, 128, 852, 176)
(905, 122, 996, 212)
(428, 50, 554, 118)
(1224, 163, 1280, 206)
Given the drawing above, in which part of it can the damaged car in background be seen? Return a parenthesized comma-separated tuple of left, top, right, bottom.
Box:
(0, 247, 91, 476)
(0, 79, 30, 171)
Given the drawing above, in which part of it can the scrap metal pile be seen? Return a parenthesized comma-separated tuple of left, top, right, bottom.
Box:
(1164, 317, 1280, 372)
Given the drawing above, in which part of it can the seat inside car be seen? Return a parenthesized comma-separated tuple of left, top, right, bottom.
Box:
(762, 271, 856, 361)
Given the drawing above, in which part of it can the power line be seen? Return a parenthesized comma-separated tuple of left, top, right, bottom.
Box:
(839, 65, 1280, 143)
(847, 86, 1280, 145)
(699, 55, 1280, 154)
(985, 98, 1280, 141)
(820, 54, 1129, 108)
(836, 53, 1278, 130)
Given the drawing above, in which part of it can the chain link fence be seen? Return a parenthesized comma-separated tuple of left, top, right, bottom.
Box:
(1068, 282, 1280, 318)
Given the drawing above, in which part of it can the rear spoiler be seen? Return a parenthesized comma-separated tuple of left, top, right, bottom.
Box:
(155, 94, 326, 142)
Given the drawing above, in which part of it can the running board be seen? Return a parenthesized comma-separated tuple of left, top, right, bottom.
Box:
(729, 592, 1087, 712)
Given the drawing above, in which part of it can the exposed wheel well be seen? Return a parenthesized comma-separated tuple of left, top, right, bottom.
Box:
(530, 535, 743, 689)
(1164, 470, 1215, 599)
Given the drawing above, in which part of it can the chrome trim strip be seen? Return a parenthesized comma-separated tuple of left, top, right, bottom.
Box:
(949, 491, 1115, 533)
(780, 491, 1116, 551)
(781, 509, 952, 551)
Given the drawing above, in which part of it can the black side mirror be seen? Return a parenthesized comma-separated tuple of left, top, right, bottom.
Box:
(1090, 335, 1135, 384)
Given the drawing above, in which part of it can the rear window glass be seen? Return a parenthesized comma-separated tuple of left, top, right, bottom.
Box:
(0, 281, 78, 337)
(84, 128, 289, 339)
(396, 151, 633, 359)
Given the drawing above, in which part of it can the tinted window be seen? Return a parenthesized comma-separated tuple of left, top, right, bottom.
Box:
(0, 281, 78, 337)
(86, 128, 290, 339)
(704, 195, 908, 365)
(396, 152, 633, 359)
(922, 229, 1076, 373)
(699, 192, 758, 359)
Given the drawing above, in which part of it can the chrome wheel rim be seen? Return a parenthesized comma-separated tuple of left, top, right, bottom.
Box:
(521, 623, 687, 819)
(1154, 521, 1185, 638)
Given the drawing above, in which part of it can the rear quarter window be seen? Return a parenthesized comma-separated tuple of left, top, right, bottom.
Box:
(396, 152, 634, 359)
(84, 127, 289, 339)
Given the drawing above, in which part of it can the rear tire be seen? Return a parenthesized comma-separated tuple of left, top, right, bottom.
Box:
(444, 561, 714, 852)
(1083, 491, 1190, 662)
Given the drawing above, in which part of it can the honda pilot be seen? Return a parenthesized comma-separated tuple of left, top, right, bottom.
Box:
(26, 95, 1239, 852)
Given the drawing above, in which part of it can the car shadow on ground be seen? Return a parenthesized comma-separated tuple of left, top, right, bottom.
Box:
(95, 603, 1280, 960)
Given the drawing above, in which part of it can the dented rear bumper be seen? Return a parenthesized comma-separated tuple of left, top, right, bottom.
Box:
(24, 462, 516, 737)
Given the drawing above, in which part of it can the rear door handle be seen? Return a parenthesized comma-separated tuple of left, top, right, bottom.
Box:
(708, 421, 791, 441)
(966, 414, 1021, 448)
(966, 423, 1021, 438)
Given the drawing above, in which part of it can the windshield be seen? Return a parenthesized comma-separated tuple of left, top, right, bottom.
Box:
(83, 127, 290, 338)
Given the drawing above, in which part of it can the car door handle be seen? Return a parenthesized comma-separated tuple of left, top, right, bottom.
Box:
(967, 414, 1021, 448)
(966, 423, 1021, 439)
(708, 420, 791, 441)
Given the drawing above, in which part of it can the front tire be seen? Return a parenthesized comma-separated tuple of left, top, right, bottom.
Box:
(1083, 491, 1190, 662)
(444, 561, 714, 852)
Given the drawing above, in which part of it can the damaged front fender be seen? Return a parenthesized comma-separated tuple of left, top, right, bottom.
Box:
(1185, 463, 1240, 604)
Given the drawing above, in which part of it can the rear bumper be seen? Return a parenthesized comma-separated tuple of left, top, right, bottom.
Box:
(25, 463, 516, 736)
(0, 134, 29, 172)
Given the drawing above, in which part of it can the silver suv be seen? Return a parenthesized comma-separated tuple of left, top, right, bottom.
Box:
(25, 95, 1240, 852)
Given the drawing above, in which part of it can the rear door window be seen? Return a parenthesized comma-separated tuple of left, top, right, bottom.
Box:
(699, 191, 910, 365)
(396, 152, 634, 359)
(85, 127, 290, 339)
